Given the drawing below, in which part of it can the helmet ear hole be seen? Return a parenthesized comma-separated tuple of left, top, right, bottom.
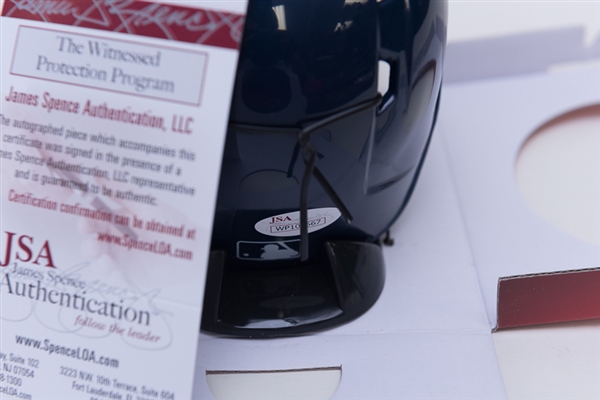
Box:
(241, 67, 292, 113)
(377, 60, 391, 97)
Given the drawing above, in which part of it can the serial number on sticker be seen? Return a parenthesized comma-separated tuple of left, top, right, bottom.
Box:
(254, 208, 341, 237)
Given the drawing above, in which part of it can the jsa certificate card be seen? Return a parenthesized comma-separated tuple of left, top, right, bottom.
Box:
(0, 1, 247, 399)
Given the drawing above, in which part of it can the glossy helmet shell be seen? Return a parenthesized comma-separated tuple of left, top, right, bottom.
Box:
(211, 0, 447, 262)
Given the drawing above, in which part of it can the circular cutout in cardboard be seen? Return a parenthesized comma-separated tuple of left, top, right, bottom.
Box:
(516, 104, 600, 246)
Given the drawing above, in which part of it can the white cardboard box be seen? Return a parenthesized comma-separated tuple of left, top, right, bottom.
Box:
(193, 27, 600, 399)
(193, 115, 507, 399)
(441, 28, 600, 330)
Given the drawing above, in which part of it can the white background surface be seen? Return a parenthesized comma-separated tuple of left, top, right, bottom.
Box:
(203, 2, 600, 399)
(449, 1, 600, 399)
(441, 67, 600, 399)
(448, 0, 600, 46)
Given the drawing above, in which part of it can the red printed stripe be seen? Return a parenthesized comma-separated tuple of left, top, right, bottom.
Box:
(2, 0, 245, 49)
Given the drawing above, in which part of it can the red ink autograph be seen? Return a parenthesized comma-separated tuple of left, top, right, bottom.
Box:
(2, 0, 244, 49)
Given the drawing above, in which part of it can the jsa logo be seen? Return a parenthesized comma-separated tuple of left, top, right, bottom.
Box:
(0, 232, 56, 268)
(269, 216, 292, 224)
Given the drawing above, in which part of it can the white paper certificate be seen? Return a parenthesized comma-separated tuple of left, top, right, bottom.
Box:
(0, 1, 247, 399)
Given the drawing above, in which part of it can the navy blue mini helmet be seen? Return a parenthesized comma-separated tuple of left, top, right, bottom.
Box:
(202, 0, 447, 337)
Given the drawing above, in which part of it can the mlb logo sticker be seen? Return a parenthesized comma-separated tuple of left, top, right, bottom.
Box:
(236, 240, 301, 260)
